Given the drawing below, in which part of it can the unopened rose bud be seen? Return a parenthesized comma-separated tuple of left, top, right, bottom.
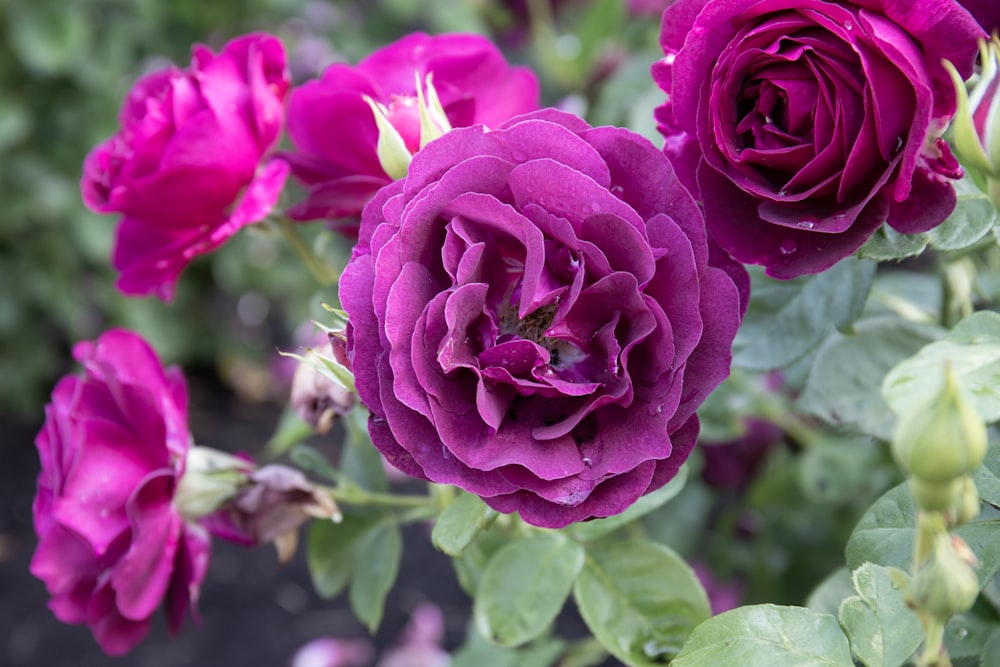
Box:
(291, 348, 355, 434)
(892, 365, 987, 491)
(946, 36, 1000, 208)
(911, 532, 980, 622)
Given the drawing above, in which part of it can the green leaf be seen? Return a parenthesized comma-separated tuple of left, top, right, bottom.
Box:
(979, 628, 1000, 667)
(264, 407, 315, 458)
(858, 225, 929, 262)
(474, 533, 584, 647)
(432, 491, 497, 557)
(573, 540, 710, 665)
(567, 465, 688, 542)
(451, 626, 565, 667)
(349, 522, 402, 633)
(883, 311, 1000, 423)
(797, 317, 943, 440)
(452, 521, 510, 596)
(672, 605, 855, 667)
(307, 514, 380, 599)
(806, 568, 854, 616)
(846, 482, 1000, 587)
(945, 606, 1000, 663)
(837, 564, 922, 667)
(928, 177, 999, 251)
(797, 436, 887, 504)
(733, 258, 876, 371)
(972, 441, 1000, 508)
(340, 409, 389, 494)
(290, 443, 342, 484)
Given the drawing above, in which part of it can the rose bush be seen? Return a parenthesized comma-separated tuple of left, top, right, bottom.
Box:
(30, 329, 209, 655)
(340, 108, 747, 528)
(653, 0, 983, 278)
(81, 33, 290, 299)
(284, 32, 539, 226)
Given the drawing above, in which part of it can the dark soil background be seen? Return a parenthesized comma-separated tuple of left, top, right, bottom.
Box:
(0, 376, 603, 667)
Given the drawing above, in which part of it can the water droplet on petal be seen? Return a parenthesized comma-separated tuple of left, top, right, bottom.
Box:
(610, 185, 625, 198)
(798, 219, 815, 230)
(779, 240, 798, 256)
(957, 628, 969, 639)
(777, 189, 788, 197)
(844, 20, 853, 30)
(582, 456, 592, 468)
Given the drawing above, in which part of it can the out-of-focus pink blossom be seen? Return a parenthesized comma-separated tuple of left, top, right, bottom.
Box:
(81, 33, 290, 300)
(290, 637, 374, 667)
(31, 329, 209, 655)
(692, 563, 741, 615)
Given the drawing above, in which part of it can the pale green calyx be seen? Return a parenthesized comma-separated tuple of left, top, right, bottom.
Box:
(945, 36, 1000, 207)
(891, 364, 987, 489)
(415, 72, 452, 149)
(364, 95, 413, 180)
(174, 445, 253, 521)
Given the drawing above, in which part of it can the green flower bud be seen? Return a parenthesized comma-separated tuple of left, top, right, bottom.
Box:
(945, 36, 1000, 208)
(910, 533, 980, 623)
(891, 365, 987, 485)
(364, 96, 413, 180)
(911, 477, 963, 513)
(955, 476, 983, 525)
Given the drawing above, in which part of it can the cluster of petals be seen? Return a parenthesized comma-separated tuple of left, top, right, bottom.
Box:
(81, 34, 290, 300)
(340, 108, 747, 528)
(654, 0, 983, 278)
(284, 32, 539, 227)
(31, 329, 209, 655)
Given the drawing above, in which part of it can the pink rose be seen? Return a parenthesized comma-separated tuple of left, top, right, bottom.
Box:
(30, 329, 210, 655)
(284, 32, 539, 228)
(81, 33, 290, 300)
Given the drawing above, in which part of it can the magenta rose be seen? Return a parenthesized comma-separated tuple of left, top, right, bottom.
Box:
(284, 32, 539, 227)
(30, 329, 210, 655)
(81, 33, 290, 300)
(340, 109, 747, 528)
(654, 0, 983, 278)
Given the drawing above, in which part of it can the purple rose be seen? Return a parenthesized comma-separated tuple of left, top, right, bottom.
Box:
(654, 0, 983, 278)
(82, 33, 290, 300)
(30, 330, 210, 655)
(284, 32, 539, 227)
(959, 1, 1000, 33)
(340, 109, 747, 528)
